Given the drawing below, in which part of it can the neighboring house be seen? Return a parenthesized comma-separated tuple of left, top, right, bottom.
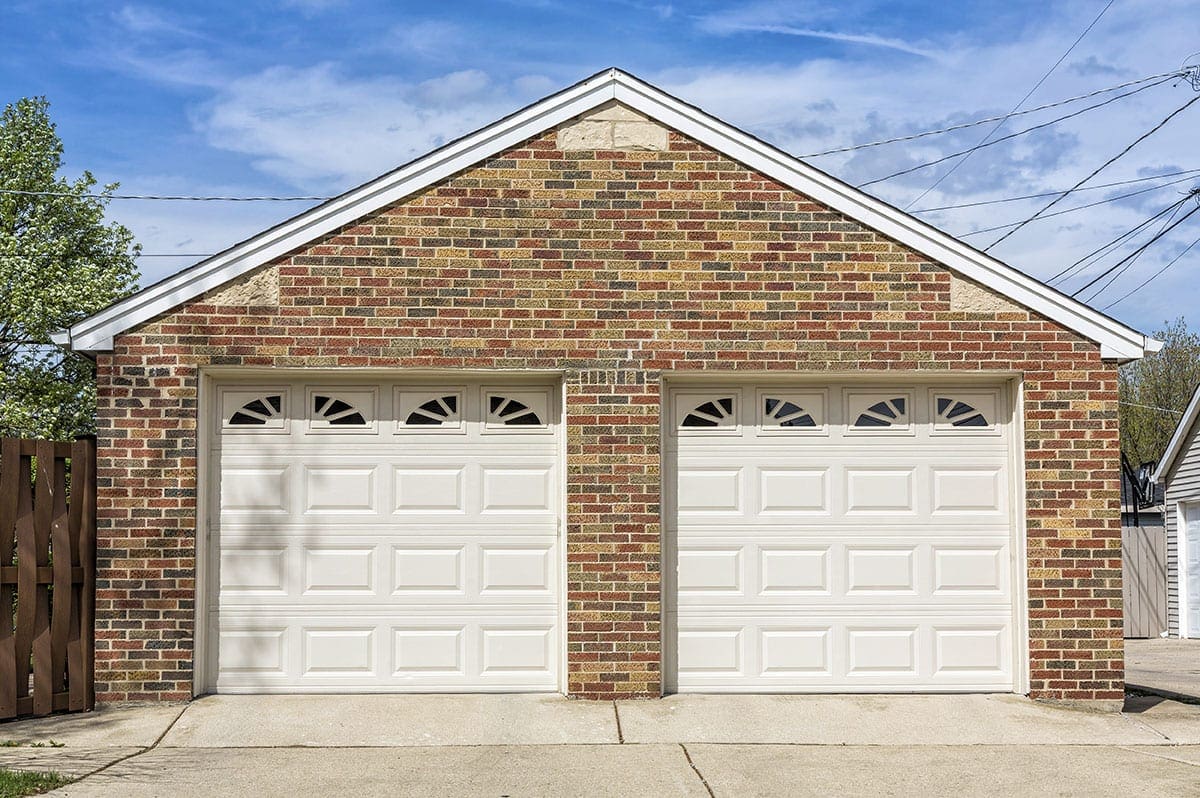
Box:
(53, 69, 1160, 708)
(1121, 457, 1166, 638)
(1152, 384, 1200, 638)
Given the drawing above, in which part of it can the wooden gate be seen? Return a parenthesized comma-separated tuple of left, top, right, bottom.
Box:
(0, 437, 95, 718)
(1123, 522, 1168, 638)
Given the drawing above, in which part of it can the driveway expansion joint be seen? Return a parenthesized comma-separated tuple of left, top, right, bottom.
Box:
(679, 743, 716, 798)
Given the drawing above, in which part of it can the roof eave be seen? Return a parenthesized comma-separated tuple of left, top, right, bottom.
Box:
(1151, 382, 1200, 484)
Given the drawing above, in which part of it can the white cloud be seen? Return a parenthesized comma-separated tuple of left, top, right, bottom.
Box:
(191, 65, 526, 187)
(388, 20, 467, 60)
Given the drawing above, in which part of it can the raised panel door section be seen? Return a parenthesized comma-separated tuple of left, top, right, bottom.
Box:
(393, 628, 465, 674)
(481, 468, 551, 512)
(669, 382, 1016, 693)
(303, 548, 375, 595)
(677, 469, 741, 513)
(677, 549, 742, 593)
(212, 379, 560, 693)
(758, 469, 828, 514)
(393, 468, 465, 513)
(221, 467, 289, 514)
(220, 548, 287, 595)
(302, 628, 375, 675)
(392, 549, 465, 593)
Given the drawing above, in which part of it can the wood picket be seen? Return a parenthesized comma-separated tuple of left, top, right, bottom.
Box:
(0, 437, 95, 718)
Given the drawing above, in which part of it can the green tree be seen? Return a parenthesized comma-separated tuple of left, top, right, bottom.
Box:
(1119, 317, 1200, 466)
(0, 97, 139, 439)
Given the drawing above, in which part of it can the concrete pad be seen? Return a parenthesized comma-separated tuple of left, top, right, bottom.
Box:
(163, 694, 619, 747)
(1124, 745, 1200, 766)
(616, 694, 1167, 745)
(0, 747, 142, 777)
(1122, 696, 1200, 743)
(686, 744, 1200, 798)
(1127, 638, 1200, 701)
(46, 744, 708, 798)
(0, 704, 184, 748)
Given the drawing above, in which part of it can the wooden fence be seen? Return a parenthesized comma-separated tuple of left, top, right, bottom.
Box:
(1122, 521, 1168, 638)
(0, 437, 95, 718)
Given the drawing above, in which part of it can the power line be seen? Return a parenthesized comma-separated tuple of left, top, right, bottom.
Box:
(0, 189, 327, 202)
(1070, 201, 1200, 297)
(1104, 234, 1200, 307)
(1041, 198, 1190, 284)
(1118, 400, 1184, 415)
(1104, 234, 1200, 309)
(1077, 198, 1187, 302)
(901, 0, 1116, 210)
(857, 76, 1172, 189)
(909, 168, 1200, 213)
(956, 173, 1200, 238)
(986, 92, 1200, 251)
(799, 68, 1186, 158)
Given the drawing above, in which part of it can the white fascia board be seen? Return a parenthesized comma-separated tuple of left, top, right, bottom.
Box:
(608, 74, 1151, 362)
(1152, 383, 1200, 484)
(65, 68, 1153, 361)
(64, 72, 621, 354)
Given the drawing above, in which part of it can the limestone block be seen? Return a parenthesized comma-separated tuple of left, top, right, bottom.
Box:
(949, 274, 1024, 314)
(557, 102, 668, 152)
(612, 122, 668, 151)
(204, 265, 280, 306)
(557, 120, 614, 150)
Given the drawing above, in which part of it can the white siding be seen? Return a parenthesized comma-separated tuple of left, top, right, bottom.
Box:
(1163, 415, 1200, 636)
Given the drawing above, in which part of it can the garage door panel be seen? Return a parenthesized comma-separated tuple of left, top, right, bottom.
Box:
(670, 614, 1013, 691)
(214, 614, 559, 692)
(211, 380, 560, 693)
(670, 382, 1016, 693)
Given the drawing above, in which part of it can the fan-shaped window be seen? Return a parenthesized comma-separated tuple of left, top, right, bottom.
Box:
(763, 397, 816, 428)
(488, 395, 542, 426)
(936, 397, 988, 427)
(229, 394, 283, 426)
(312, 395, 367, 426)
(405, 395, 459, 426)
(853, 397, 907, 428)
(681, 396, 735, 428)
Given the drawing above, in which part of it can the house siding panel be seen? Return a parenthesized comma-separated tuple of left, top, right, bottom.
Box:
(1163, 418, 1200, 636)
(93, 126, 1124, 704)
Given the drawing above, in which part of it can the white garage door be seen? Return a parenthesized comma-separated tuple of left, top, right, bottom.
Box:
(206, 379, 561, 693)
(666, 383, 1018, 692)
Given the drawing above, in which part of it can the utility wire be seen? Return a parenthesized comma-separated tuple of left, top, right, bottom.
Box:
(956, 173, 1200, 237)
(799, 68, 1185, 158)
(1070, 201, 1200, 297)
(1104, 234, 1200, 309)
(1077, 198, 1187, 302)
(909, 168, 1200, 213)
(0, 189, 327, 202)
(1046, 198, 1188, 286)
(857, 77, 1172, 189)
(1118, 400, 1185, 415)
(986, 92, 1200, 251)
(902, 0, 1118, 210)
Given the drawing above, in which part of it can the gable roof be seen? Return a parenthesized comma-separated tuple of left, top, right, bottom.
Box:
(54, 68, 1161, 360)
(1152, 383, 1200, 484)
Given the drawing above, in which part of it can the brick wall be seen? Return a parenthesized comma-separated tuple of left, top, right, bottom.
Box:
(93, 124, 1123, 703)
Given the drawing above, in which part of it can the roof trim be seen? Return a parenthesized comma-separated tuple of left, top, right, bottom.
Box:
(59, 68, 1158, 359)
(1152, 382, 1200, 484)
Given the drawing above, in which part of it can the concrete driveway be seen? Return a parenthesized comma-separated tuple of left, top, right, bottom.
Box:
(1127, 638, 1200, 702)
(0, 693, 1195, 797)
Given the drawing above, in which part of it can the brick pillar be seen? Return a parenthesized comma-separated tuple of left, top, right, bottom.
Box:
(565, 370, 662, 698)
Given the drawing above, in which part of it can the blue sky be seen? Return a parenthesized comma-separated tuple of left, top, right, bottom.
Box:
(3, 0, 1197, 335)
